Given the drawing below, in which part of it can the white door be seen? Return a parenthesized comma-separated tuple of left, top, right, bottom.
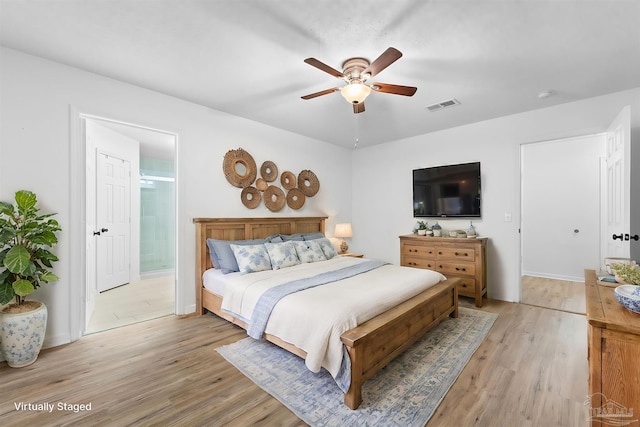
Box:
(602, 106, 631, 267)
(97, 152, 131, 292)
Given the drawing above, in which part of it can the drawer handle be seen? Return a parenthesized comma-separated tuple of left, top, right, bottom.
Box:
(438, 251, 443, 255)
(454, 252, 469, 257)
(455, 267, 467, 272)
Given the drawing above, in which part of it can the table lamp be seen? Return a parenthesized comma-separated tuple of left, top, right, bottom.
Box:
(334, 223, 352, 254)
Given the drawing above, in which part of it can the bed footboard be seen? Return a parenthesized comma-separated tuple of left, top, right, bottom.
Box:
(340, 278, 459, 410)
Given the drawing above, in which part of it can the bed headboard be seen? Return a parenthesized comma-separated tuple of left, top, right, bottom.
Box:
(193, 217, 327, 313)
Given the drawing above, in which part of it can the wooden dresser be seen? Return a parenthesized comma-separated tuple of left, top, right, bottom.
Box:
(399, 235, 487, 307)
(585, 269, 640, 423)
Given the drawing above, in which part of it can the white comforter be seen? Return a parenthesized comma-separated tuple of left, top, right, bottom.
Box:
(220, 256, 445, 384)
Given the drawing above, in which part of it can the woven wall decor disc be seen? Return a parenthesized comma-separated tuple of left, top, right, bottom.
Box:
(260, 161, 278, 182)
(281, 171, 296, 190)
(241, 186, 261, 209)
(264, 185, 286, 212)
(286, 188, 306, 210)
(255, 178, 268, 191)
(223, 148, 257, 188)
(298, 170, 320, 197)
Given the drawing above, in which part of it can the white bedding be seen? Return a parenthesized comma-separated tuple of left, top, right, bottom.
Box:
(219, 256, 446, 386)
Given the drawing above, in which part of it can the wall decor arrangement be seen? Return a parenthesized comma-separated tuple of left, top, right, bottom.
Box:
(223, 148, 320, 212)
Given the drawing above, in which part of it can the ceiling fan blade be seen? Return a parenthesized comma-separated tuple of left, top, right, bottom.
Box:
(301, 88, 340, 100)
(362, 47, 403, 77)
(371, 83, 417, 96)
(304, 58, 345, 78)
(353, 102, 365, 114)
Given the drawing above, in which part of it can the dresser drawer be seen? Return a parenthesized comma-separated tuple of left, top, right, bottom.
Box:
(402, 244, 437, 258)
(402, 257, 437, 270)
(436, 247, 476, 260)
(456, 278, 477, 297)
(437, 262, 476, 277)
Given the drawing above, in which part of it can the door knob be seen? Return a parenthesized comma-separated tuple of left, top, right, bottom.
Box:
(612, 233, 623, 240)
(93, 230, 101, 236)
(101, 228, 109, 233)
(574, 229, 579, 234)
(631, 235, 639, 241)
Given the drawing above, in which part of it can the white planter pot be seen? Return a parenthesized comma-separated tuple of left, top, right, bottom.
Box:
(0, 301, 48, 367)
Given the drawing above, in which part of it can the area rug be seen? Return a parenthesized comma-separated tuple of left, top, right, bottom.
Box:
(216, 307, 497, 427)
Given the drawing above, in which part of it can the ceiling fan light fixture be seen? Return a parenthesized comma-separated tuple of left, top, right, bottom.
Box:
(341, 83, 371, 104)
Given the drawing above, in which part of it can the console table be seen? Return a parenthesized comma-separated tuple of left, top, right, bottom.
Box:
(585, 269, 640, 423)
(400, 235, 487, 307)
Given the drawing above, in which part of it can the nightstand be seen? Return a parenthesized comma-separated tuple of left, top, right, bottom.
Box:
(340, 253, 364, 258)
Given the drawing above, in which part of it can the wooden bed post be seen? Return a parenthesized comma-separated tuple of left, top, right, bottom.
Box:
(344, 347, 363, 410)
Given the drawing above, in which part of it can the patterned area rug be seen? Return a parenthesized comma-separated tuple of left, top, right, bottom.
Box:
(216, 307, 497, 427)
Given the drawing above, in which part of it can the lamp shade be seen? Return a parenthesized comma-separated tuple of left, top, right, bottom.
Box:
(340, 83, 371, 104)
(334, 223, 353, 238)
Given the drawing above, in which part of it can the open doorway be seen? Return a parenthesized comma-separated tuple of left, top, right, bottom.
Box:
(519, 134, 605, 314)
(82, 117, 177, 334)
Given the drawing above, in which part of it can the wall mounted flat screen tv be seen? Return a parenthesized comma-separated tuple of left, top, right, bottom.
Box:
(413, 162, 481, 218)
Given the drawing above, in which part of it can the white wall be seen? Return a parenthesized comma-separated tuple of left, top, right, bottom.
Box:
(0, 47, 353, 348)
(351, 88, 640, 302)
(521, 134, 605, 281)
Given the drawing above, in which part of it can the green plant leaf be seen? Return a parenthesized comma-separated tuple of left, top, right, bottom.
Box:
(39, 271, 59, 283)
(4, 245, 32, 274)
(0, 280, 15, 305)
(0, 227, 15, 244)
(34, 248, 59, 268)
(12, 278, 35, 297)
(14, 190, 37, 214)
(29, 230, 57, 246)
(0, 201, 14, 216)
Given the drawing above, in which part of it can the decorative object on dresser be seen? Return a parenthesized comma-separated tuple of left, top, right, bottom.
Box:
(334, 223, 353, 254)
(585, 269, 640, 421)
(193, 217, 460, 409)
(222, 148, 320, 211)
(400, 234, 487, 307)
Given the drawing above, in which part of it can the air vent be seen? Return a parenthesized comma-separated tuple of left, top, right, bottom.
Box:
(425, 98, 460, 112)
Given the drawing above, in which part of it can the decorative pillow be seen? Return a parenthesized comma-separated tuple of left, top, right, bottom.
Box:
(310, 237, 338, 259)
(264, 234, 284, 243)
(280, 233, 305, 242)
(301, 232, 325, 241)
(265, 241, 301, 270)
(293, 240, 327, 263)
(209, 238, 267, 274)
(230, 243, 272, 274)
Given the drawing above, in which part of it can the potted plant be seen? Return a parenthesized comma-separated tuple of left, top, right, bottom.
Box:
(415, 221, 428, 236)
(0, 190, 60, 367)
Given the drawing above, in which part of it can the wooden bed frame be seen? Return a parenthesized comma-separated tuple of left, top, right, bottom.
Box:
(194, 217, 459, 409)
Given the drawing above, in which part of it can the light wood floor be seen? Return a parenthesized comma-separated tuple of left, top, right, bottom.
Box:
(521, 275, 586, 315)
(0, 297, 588, 427)
(86, 275, 174, 334)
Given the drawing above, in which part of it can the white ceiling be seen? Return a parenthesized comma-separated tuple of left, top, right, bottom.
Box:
(1, 0, 639, 149)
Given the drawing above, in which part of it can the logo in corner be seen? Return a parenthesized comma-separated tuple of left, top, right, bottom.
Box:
(585, 393, 637, 426)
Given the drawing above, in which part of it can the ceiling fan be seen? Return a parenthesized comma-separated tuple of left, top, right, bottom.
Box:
(301, 47, 417, 114)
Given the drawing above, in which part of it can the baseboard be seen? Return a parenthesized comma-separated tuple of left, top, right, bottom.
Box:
(522, 271, 584, 283)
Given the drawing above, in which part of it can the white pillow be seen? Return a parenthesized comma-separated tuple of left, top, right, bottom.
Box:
(230, 243, 272, 274)
(265, 241, 301, 270)
(293, 240, 327, 263)
(310, 237, 338, 259)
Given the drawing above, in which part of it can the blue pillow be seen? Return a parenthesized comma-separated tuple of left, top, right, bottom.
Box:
(280, 233, 305, 242)
(207, 238, 266, 274)
(302, 232, 325, 241)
